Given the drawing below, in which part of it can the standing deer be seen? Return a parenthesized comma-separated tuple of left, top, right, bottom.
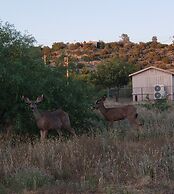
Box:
(22, 95, 76, 140)
(94, 96, 142, 130)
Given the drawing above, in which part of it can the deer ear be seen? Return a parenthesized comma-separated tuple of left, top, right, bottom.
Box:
(101, 95, 107, 101)
(36, 94, 44, 103)
(22, 96, 31, 104)
(96, 97, 103, 104)
(95, 100, 99, 104)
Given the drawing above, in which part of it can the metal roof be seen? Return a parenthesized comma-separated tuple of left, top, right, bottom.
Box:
(129, 66, 174, 77)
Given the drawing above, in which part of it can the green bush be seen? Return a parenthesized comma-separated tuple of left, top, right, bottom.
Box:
(141, 99, 170, 112)
(0, 21, 97, 136)
(4, 167, 54, 192)
(0, 184, 7, 194)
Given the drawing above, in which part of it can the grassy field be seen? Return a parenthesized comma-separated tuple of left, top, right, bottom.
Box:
(0, 102, 174, 194)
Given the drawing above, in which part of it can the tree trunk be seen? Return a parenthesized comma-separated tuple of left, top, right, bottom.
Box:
(115, 87, 120, 102)
(107, 88, 110, 98)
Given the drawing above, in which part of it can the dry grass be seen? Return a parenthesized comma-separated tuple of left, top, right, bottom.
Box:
(0, 105, 174, 194)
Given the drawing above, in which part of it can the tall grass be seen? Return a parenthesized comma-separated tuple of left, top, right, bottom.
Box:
(0, 106, 174, 193)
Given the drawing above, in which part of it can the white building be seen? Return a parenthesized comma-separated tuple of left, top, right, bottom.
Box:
(129, 66, 174, 101)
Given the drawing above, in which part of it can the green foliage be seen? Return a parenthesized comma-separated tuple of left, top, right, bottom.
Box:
(120, 33, 130, 43)
(0, 22, 35, 64)
(0, 184, 6, 194)
(141, 99, 170, 112)
(52, 42, 66, 51)
(91, 58, 136, 89)
(41, 46, 51, 55)
(0, 21, 97, 135)
(4, 167, 53, 192)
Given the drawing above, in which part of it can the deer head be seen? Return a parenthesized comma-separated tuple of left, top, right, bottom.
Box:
(22, 95, 44, 112)
(94, 95, 107, 109)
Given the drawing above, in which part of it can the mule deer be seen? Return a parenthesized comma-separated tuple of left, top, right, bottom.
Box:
(22, 95, 76, 140)
(94, 96, 142, 130)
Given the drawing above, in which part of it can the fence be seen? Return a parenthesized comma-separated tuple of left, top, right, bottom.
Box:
(132, 86, 174, 101)
(109, 86, 174, 102)
(109, 87, 132, 101)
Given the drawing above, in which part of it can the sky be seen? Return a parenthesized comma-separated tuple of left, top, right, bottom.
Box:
(1, 0, 174, 47)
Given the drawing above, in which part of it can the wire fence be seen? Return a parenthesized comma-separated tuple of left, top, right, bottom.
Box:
(132, 86, 174, 101)
(109, 87, 132, 102)
(109, 86, 174, 102)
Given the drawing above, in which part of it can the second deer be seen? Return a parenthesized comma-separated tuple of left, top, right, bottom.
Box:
(94, 96, 142, 130)
(22, 95, 76, 140)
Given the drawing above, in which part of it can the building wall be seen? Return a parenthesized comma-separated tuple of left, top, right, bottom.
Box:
(172, 76, 174, 100)
(132, 69, 173, 101)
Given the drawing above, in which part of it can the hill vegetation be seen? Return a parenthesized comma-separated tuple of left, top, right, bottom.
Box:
(42, 34, 174, 72)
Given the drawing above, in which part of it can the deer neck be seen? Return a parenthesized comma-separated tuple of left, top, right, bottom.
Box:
(99, 103, 108, 115)
(32, 108, 42, 121)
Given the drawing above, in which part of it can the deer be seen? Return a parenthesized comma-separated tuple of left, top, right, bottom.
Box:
(93, 96, 142, 131)
(22, 95, 76, 141)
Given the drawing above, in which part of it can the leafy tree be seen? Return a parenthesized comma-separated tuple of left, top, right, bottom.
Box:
(68, 42, 82, 50)
(152, 36, 158, 43)
(41, 46, 51, 55)
(91, 58, 136, 100)
(0, 22, 35, 64)
(0, 21, 96, 136)
(41, 46, 51, 63)
(119, 33, 130, 44)
(77, 67, 91, 83)
(0, 21, 36, 131)
(172, 35, 174, 45)
(52, 42, 66, 51)
(97, 41, 105, 49)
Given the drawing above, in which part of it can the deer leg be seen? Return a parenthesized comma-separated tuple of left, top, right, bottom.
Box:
(40, 130, 44, 141)
(56, 129, 62, 137)
(43, 130, 48, 139)
(128, 117, 143, 133)
(40, 130, 48, 141)
(134, 117, 143, 132)
(108, 121, 113, 129)
(67, 128, 76, 136)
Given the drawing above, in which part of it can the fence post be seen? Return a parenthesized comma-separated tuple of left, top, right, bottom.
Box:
(141, 87, 143, 101)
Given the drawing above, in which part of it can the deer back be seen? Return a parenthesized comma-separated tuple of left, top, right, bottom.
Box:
(36, 109, 71, 131)
(104, 105, 137, 121)
(95, 96, 137, 122)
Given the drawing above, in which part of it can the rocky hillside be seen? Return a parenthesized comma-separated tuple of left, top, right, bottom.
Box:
(42, 36, 174, 71)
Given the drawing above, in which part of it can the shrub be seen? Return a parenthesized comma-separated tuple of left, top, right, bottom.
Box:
(140, 99, 170, 112)
(0, 21, 97, 136)
(4, 167, 54, 192)
(0, 184, 7, 194)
